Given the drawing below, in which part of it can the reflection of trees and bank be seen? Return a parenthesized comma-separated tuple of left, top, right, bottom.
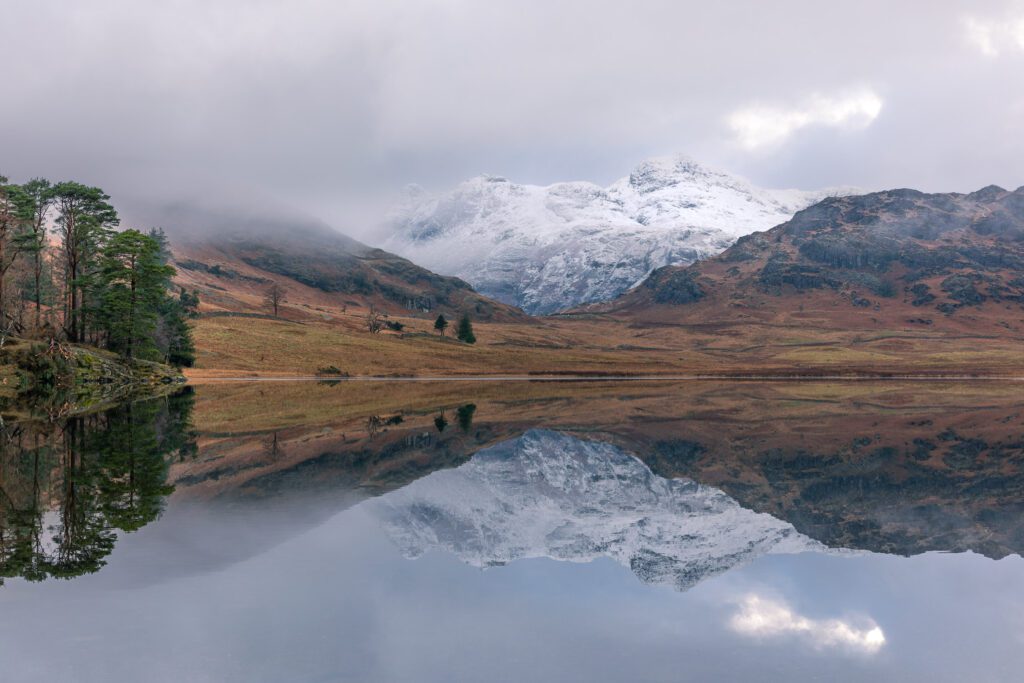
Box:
(0, 389, 196, 583)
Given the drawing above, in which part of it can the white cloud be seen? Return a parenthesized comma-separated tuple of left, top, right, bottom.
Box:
(964, 13, 1024, 56)
(965, 17, 1001, 56)
(729, 594, 886, 655)
(727, 89, 883, 151)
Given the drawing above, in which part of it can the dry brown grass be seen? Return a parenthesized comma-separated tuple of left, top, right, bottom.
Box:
(188, 310, 1024, 379)
(174, 236, 1024, 379)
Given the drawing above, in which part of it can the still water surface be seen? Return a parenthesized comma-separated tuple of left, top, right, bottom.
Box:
(2, 381, 1023, 682)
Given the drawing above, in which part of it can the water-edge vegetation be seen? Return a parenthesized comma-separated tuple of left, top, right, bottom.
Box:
(0, 176, 194, 413)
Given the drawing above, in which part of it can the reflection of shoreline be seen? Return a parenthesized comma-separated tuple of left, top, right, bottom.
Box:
(189, 375, 1024, 381)
(188, 379, 1024, 434)
(371, 430, 820, 591)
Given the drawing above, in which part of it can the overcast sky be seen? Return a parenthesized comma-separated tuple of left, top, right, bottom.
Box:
(2, 0, 1023, 239)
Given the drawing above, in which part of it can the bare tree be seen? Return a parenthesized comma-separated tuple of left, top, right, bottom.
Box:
(366, 305, 384, 334)
(264, 282, 286, 317)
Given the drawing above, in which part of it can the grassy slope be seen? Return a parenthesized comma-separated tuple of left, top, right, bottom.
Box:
(174, 235, 1024, 378)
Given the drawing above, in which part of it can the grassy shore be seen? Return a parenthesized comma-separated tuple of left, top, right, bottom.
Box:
(0, 339, 185, 418)
(187, 310, 1024, 380)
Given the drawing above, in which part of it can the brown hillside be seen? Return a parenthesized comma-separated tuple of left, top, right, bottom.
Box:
(166, 191, 1024, 377)
(170, 223, 525, 323)
(599, 186, 1024, 340)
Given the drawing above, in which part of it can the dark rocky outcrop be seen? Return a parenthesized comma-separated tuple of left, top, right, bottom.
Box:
(643, 267, 705, 304)
(627, 185, 1024, 317)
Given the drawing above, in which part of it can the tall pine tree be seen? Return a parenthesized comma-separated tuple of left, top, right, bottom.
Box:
(96, 230, 172, 359)
(53, 182, 118, 343)
(0, 178, 35, 330)
(21, 178, 54, 330)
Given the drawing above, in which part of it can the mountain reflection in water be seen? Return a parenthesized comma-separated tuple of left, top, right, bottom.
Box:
(169, 380, 1024, 562)
(4, 381, 1024, 585)
(371, 429, 820, 591)
(1, 381, 1023, 681)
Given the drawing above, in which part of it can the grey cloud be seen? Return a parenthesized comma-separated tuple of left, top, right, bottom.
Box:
(2, 0, 1021, 239)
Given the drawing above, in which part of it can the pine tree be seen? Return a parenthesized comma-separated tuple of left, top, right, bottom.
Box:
(456, 314, 476, 344)
(0, 178, 34, 330)
(434, 314, 448, 336)
(146, 228, 196, 366)
(159, 289, 197, 367)
(96, 230, 173, 359)
(21, 178, 54, 330)
(53, 182, 118, 343)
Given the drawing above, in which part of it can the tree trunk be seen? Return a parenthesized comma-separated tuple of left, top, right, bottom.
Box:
(0, 235, 6, 324)
(127, 274, 136, 359)
(34, 250, 42, 331)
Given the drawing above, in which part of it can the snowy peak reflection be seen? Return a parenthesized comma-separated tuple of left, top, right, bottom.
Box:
(371, 430, 819, 591)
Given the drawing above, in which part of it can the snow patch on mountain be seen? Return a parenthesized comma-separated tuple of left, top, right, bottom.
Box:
(382, 155, 855, 313)
(369, 430, 821, 591)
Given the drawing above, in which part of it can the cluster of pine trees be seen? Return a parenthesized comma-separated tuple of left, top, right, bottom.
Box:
(0, 176, 196, 366)
(433, 313, 476, 343)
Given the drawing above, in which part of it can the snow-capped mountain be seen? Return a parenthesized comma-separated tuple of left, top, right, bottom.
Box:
(369, 430, 820, 591)
(382, 156, 855, 314)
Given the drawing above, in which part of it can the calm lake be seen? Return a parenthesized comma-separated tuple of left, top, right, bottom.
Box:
(2, 380, 1024, 682)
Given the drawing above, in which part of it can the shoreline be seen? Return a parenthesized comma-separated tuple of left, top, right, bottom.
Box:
(184, 373, 1024, 383)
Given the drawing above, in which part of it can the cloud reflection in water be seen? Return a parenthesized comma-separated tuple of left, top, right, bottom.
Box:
(729, 594, 885, 655)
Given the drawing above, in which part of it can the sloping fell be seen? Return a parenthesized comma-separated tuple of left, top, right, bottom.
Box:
(604, 185, 1024, 336)
(171, 222, 526, 322)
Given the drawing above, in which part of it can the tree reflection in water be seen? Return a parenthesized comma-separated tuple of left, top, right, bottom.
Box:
(0, 389, 196, 583)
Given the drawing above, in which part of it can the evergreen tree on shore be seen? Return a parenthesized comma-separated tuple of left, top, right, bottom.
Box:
(0, 175, 194, 365)
(0, 178, 36, 332)
(21, 179, 54, 330)
(159, 288, 197, 367)
(96, 230, 173, 359)
(52, 182, 118, 343)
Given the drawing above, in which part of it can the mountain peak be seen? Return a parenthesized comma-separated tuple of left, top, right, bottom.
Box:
(383, 155, 851, 314)
(627, 154, 726, 193)
(967, 184, 1008, 201)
